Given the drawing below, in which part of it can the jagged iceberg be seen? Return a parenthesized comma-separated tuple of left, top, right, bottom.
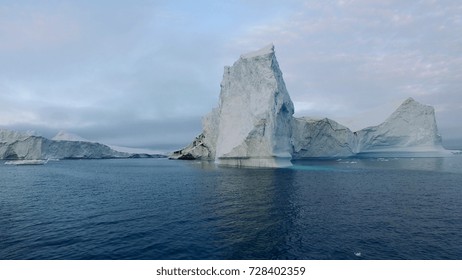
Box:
(171, 44, 448, 167)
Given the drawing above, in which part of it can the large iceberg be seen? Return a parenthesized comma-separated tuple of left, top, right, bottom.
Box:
(171, 44, 448, 166)
(172, 44, 294, 167)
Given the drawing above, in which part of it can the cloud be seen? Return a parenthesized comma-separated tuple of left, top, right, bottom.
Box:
(1, 3, 218, 122)
(0, 3, 81, 52)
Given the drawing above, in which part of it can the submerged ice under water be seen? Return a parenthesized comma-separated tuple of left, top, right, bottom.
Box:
(1, 157, 462, 259)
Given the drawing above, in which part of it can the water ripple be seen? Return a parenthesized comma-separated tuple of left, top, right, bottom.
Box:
(1, 158, 462, 259)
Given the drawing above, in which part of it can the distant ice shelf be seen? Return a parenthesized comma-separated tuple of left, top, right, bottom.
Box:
(0, 129, 165, 160)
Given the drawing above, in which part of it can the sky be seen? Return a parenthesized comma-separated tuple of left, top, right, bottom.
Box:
(1, 0, 461, 151)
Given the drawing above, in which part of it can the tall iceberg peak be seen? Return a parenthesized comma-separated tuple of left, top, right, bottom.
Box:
(171, 44, 294, 167)
(215, 44, 294, 167)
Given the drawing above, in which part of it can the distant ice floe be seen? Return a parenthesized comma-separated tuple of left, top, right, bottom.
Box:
(5, 159, 48, 165)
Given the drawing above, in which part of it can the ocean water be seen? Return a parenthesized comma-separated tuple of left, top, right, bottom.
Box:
(1, 157, 462, 260)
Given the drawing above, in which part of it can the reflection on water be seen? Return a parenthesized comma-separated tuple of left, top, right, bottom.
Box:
(1, 156, 462, 259)
(194, 168, 297, 259)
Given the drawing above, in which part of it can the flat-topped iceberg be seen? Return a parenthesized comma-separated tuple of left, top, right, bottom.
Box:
(0, 129, 164, 160)
(171, 45, 448, 167)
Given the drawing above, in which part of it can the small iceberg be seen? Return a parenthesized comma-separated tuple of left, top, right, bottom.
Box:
(5, 159, 48, 165)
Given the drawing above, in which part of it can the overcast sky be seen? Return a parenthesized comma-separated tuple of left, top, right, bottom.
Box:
(1, 0, 461, 151)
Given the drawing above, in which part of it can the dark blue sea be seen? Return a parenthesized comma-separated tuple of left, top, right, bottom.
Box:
(1, 156, 462, 260)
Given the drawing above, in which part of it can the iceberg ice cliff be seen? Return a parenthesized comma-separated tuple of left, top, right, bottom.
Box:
(171, 44, 447, 167)
(0, 130, 43, 160)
